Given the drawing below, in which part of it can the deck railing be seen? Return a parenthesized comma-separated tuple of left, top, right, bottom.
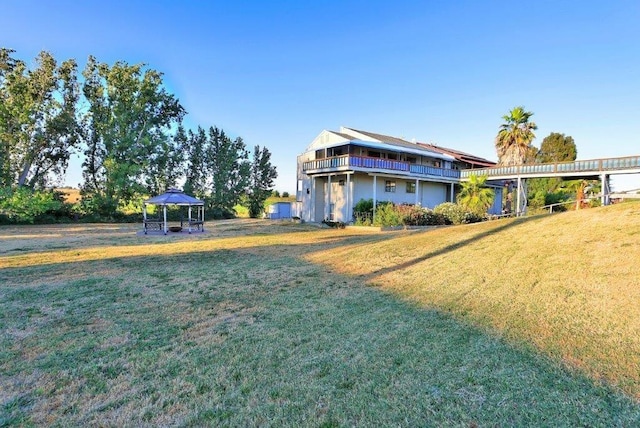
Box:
(302, 155, 461, 179)
(460, 155, 640, 179)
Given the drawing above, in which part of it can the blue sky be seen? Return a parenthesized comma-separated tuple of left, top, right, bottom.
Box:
(2, 0, 639, 192)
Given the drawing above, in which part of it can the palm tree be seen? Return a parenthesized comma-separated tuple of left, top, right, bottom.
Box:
(457, 174, 495, 215)
(495, 106, 538, 166)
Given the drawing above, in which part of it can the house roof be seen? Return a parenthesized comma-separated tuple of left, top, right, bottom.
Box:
(336, 127, 455, 161)
(144, 188, 204, 206)
(342, 127, 444, 155)
(330, 131, 355, 140)
(416, 142, 496, 167)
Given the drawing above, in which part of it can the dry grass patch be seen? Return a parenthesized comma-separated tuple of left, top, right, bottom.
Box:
(2, 215, 640, 425)
(307, 202, 640, 398)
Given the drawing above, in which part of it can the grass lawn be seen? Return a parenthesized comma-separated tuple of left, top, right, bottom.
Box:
(1, 206, 640, 426)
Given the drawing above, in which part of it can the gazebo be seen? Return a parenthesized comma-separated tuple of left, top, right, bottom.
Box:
(143, 188, 205, 234)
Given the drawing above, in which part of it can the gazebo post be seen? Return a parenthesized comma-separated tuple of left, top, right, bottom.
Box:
(143, 203, 147, 234)
(188, 206, 192, 234)
(163, 205, 168, 235)
(202, 206, 205, 231)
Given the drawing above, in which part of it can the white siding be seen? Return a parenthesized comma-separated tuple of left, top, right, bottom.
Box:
(421, 182, 448, 208)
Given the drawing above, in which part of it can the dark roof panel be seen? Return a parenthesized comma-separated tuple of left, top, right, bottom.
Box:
(417, 142, 496, 167)
(144, 188, 205, 206)
(344, 127, 442, 156)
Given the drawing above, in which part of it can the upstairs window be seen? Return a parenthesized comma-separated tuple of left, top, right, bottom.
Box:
(406, 156, 417, 164)
(368, 151, 381, 158)
(385, 180, 396, 192)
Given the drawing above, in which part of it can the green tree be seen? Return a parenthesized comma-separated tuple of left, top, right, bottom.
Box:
(457, 174, 495, 215)
(205, 127, 249, 218)
(0, 49, 81, 188)
(245, 145, 277, 218)
(182, 126, 208, 199)
(182, 126, 250, 218)
(80, 56, 185, 214)
(527, 133, 577, 209)
(495, 106, 538, 166)
(537, 132, 577, 163)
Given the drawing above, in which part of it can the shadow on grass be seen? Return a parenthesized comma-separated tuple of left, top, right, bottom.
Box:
(364, 216, 541, 280)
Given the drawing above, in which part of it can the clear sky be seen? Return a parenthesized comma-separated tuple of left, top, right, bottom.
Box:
(2, 0, 639, 192)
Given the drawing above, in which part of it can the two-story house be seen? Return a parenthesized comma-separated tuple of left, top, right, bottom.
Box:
(296, 126, 502, 223)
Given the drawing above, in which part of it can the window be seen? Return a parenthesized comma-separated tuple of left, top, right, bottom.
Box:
(406, 156, 417, 164)
(387, 153, 398, 160)
(406, 182, 416, 193)
(385, 180, 396, 192)
(368, 150, 381, 158)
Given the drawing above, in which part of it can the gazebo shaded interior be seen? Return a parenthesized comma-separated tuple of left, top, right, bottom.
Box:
(143, 188, 205, 234)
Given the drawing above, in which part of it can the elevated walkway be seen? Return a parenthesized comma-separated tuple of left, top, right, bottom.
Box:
(460, 155, 640, 215)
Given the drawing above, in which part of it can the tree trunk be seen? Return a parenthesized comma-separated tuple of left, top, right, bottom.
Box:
(17, 160, 32, 187)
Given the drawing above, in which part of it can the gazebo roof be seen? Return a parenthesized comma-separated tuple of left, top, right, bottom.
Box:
(144, 188, 204, 206)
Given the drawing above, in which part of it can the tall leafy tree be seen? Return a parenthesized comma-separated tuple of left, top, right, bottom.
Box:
(495, 106, 538, 166)
(245, 145, 277, 218)
(0, 49, 80, 188)
(528, 133, 578, 209)
(182, 126, 250, 218)
(80, 56, 185, 213)
(457, 174, 495, 215)
(205, 127, 249, 217)
(142, 132, 183, 195)
(537, 132, 577, 163)
(182, 126, 208, 199)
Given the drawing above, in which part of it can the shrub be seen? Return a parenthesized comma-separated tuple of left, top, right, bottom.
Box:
(354, 198, 374, 214)
(396, 204, 447, 226)
(434, 202, 483, 225)
(0, 187, 63, 224)
(353, 198, 375, 225)
(373, 202, 403, 227)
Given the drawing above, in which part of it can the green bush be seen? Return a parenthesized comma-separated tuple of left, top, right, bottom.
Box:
(396, 204, 447, 226)
(434, 202, 483, 225)
(373, 202, 403, 227)
(0, 187, 63, 224)
(354, 198, 374, 214)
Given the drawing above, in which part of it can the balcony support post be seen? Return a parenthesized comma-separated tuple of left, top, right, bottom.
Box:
(327, 175, 332, 221)
(347, 173, 352, 223)
(373, 175, 377, 218)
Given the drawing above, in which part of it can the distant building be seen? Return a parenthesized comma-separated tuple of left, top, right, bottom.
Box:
(296, 126, 502, 223)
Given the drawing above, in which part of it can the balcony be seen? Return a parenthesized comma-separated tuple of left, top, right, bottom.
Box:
(302, 155, 461, 179)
